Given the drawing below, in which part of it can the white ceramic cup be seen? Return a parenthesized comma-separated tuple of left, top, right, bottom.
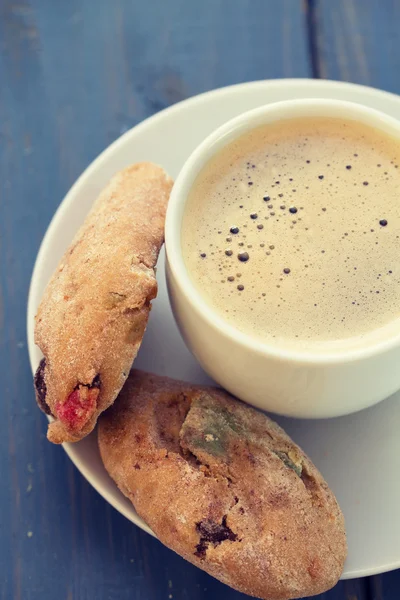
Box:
(165, 98, 400, 418)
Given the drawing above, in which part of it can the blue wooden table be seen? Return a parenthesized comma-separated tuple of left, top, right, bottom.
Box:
(1, 1, 399, 598)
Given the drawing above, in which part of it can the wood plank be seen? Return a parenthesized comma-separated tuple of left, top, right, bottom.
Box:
(370, 570, 400, 600)
(313, 0, 400, 597)
(314, 0, 400, 94)
(0, 1, 312, 598)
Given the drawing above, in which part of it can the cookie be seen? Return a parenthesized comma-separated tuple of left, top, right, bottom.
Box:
(98, 370, 347, 600)
(34, 163, 173, 444)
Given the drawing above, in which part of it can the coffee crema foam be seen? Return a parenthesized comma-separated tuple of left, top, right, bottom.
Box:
(182, 117, 400, 351)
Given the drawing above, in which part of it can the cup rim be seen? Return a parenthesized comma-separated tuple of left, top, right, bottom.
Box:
(165, 97, 400, 365)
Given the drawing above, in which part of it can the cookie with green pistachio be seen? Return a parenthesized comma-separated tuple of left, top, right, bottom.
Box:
(98, 370, 346, 600)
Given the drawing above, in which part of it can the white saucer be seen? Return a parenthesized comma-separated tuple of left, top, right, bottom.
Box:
(27, 79, 400, 579)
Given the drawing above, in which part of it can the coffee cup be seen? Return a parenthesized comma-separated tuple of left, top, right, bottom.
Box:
(165, 98, 400, 418)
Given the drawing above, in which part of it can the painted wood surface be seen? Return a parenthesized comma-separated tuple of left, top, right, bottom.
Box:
(0, 0, 398, 598)
(314, 0, 400, 94)
(313, 3, 400, 599)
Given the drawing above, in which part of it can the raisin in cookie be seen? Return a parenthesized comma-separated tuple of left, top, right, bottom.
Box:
(34, 163, 173, 444)
(98, 370, 347, 600)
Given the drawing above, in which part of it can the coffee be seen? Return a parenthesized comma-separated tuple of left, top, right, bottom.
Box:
(181, 117, 400, 351)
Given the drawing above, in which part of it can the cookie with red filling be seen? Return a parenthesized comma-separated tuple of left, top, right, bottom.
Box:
(34, 163, 172, 443)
